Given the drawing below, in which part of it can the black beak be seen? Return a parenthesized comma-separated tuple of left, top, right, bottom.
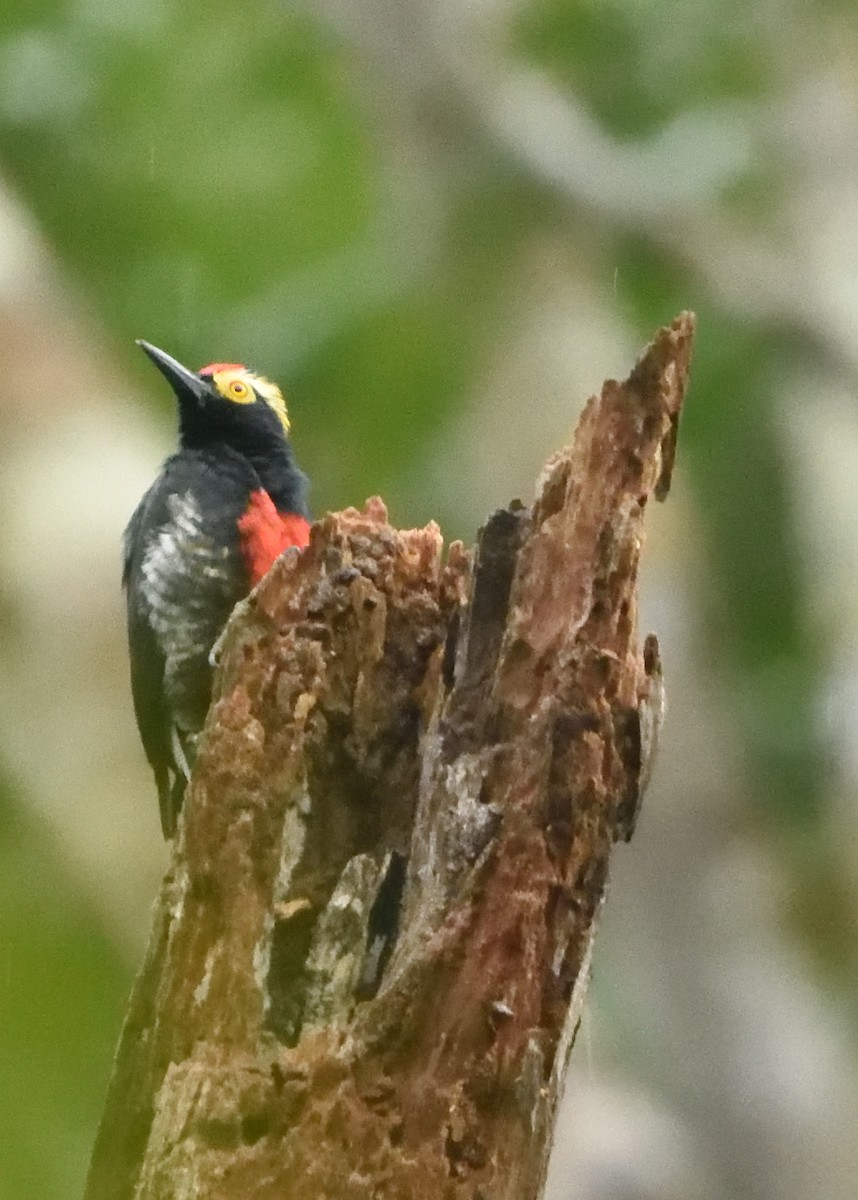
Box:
(137, 340, 209, 406)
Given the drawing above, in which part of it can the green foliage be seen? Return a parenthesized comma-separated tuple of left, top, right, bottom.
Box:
(0, 3, 372, 359)
(514, 0, 774, 139)
(0, 794, 128, 1200)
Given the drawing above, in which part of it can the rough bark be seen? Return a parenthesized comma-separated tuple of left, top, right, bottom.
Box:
(85, 314, 693, 1200)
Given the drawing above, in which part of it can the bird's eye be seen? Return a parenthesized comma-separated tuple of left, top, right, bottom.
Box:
(212, 370, 256, 404)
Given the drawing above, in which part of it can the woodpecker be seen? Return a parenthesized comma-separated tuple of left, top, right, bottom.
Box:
(123, 342, 310, 838)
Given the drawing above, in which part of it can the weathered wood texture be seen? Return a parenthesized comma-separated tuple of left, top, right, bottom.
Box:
(85, 314, 692, 1200)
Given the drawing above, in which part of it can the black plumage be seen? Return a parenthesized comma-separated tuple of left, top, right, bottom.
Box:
(123, 343, 309, 837)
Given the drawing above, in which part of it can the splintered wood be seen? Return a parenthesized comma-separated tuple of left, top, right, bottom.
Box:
(86, 314, 693, 1200)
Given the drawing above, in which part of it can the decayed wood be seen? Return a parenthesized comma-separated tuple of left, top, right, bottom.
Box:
(85, 314, 693, 1200)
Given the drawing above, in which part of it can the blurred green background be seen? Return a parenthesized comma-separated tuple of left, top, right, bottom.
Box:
(1, 1, 857, 1197)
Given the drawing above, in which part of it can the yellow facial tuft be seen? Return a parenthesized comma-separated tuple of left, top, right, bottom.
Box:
(210, 368, 291, 432)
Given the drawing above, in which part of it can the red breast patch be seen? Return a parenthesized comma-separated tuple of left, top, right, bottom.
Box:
(198, 362, 246, 377)
(237, 489, 310, 585)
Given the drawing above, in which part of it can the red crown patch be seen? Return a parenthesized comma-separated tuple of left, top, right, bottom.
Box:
(198, 362, 246, 377)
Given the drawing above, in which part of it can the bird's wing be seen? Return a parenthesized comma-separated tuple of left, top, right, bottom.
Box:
(122, 449, 257, 833)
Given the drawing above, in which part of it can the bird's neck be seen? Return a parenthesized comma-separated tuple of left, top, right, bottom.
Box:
(244, 438, 309, 518)
(179, 417, 309, 517)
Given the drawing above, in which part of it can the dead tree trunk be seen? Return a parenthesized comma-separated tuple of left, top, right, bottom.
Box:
(85, 314, 692, 1200)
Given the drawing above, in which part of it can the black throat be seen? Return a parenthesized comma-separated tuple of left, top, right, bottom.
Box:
(179, 404, 310, 518)
(246, 438, 310, 517)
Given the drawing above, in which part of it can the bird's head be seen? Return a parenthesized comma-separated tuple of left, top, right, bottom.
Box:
(137, 340, 292, 453)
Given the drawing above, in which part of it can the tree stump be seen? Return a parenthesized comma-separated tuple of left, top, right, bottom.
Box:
(85, 313, 693, 1200)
